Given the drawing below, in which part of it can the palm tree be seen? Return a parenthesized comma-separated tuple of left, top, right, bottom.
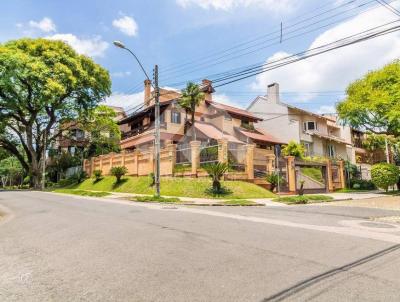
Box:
(179, 82, 205, 141)
(203, 162, 229, 193)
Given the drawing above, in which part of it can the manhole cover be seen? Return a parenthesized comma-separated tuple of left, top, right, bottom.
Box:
(360, 222, 396, 229)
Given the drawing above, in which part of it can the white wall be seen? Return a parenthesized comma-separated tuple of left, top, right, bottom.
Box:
(248, 96, 299, 144)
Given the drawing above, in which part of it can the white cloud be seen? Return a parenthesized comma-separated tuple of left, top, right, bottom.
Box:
(316, 105, 336, 114)
(251, 4, 400, 101)
(28, 17, 56, 33)
(111, 71, 132, 78)
(105, 92, 144, 109)
(46, 34, 109, 58)
(176, 0, 293, 12)
(112, 16, 138, 36)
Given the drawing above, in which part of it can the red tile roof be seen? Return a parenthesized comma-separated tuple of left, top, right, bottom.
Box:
(236, 128, 284, 144)
(206, 100, 262, 121)
(195, 122, 243, 144)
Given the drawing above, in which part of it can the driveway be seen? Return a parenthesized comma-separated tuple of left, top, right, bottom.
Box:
(1, 191, 400, 301)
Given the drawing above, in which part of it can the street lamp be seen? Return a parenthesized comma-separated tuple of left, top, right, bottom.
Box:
(113, 41, 161, 197)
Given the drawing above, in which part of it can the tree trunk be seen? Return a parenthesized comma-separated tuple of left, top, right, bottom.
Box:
(191, 112, 196, 141)
(212, 179, 221, 192)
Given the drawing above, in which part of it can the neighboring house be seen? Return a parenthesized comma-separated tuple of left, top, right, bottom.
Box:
(350, 128, 387, 165)
(57, 105, 126, 155)
(247, 83, 353, 161)
(118, 79, 283, 151)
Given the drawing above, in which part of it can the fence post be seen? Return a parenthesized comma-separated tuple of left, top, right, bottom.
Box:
(190, 141, 201, 177)
(326, 159, 334, 192)
(285, 156, 296, 193)
(266, 153, 275, 174)
(217, 139, 228, 163)
(245, 144, 255, 180)
(338, 160, 346, 189)
(110, 152, 115, 169)
(90, 157, 95, 176)
(121, 150, 126, 167)
(149, 147, 155, 175)
(168, 143, 177, 176)
(133, 150, 139, 176)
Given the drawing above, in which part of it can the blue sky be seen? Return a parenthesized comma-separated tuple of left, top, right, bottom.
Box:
(2, 0, 400, 113)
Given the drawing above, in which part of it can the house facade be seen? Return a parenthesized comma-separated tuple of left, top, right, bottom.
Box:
(118, 79, 283, 151)
(56, 105, 126, 155)
(247, 83, 353, 161)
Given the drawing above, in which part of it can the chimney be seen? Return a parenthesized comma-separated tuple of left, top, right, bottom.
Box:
(144, 79, 151, 106)
(201, 79, 215, 101)
(267, 83, 280, 103)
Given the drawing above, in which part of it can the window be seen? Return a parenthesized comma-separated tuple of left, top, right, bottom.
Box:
(327, 144, 336, 158)
(71, 129, 84, 140)
(302, 141, 313, 157)
(171, 111, 181, 124)
(303, 121, 317, 131)
(159, 113, 165, 123)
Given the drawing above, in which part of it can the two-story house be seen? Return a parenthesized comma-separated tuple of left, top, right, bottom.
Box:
(118, 79, 283, 151)
(247, 83, 353, 160)
(57, 105, 126, 155)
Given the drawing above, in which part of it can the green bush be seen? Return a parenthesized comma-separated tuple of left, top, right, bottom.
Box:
(110, 166, 128, 183)
(282, 141, 305, 159)
(203, 162, 229, 194)
(371, 163, 399, 192)
(93, 170, 103, 181)
(70, 171, 88, 184)
(265, 172, 286, 192)
(349, 178, 376, 190)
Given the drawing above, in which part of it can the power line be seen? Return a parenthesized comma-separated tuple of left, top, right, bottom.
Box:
(209, 20, 400, 87)
(160, 0, 382, 80)
(160, 0, 361, 73)
(375, 0, 400, 16)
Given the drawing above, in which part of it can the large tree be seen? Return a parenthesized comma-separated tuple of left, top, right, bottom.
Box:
(179, 82, 205, 141)
(337, 60, 400, 136)
(0, 38, 111, 188)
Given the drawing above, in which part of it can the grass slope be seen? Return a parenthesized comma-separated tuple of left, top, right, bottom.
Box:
(300, 167, 324, 183)
(68, 176, 275, 199)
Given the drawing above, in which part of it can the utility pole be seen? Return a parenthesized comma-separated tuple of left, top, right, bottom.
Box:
(153, 65, 161, 197)
(113, 41, 161, 197)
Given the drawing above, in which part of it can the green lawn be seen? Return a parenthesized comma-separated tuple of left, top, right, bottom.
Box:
(221, 199, 260, 206)
(273, 194, 333, 205)
(132, 195, 182, 203)
(64, 176, 275, 199)
(300, 167, 324, 183)
(53, 189, 110, 197)
(335, 188, 376, 193)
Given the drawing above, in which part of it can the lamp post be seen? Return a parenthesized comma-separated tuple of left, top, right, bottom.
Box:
(113, 41, 161, 196)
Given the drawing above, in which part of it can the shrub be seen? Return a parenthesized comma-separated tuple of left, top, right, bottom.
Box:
(93, 170, 103, 181)
(349, 178, 376, 190)
(110, 166, 128, 183)
(281, 141, 305, 159)
(203, 162, 229, 193)
(265, 172, 286, 192)
(371, 163, 399, 192)
(69, 171, 88, 184)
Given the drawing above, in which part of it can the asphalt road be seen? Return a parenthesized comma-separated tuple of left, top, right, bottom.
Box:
(1, 191, 400, 302)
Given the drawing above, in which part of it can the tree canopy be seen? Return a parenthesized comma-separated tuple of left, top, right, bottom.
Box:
(337, 60, 400, 136)
(83, 105, 121, 157)
(0, 38, 111, 188)
(179, 82, 205, 140)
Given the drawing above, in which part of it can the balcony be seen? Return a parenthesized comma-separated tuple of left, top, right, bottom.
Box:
(121, 122, 167, 140)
